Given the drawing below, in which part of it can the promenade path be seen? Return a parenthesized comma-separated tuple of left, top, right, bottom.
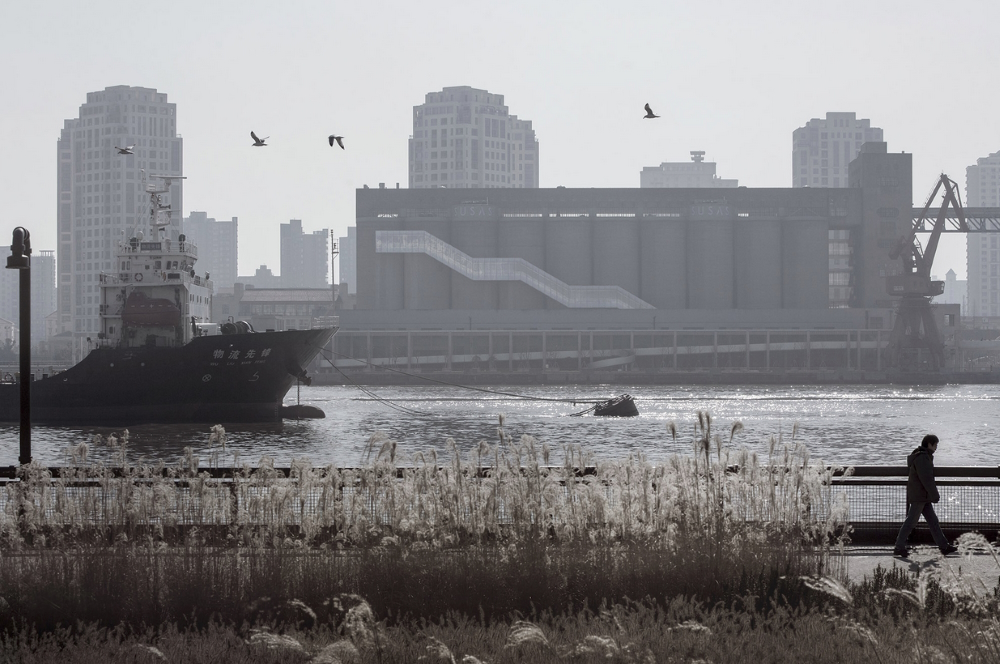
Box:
(841, 546, 1000, 594)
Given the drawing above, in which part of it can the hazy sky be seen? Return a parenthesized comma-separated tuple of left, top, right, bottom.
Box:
(2, 0, 998, 280)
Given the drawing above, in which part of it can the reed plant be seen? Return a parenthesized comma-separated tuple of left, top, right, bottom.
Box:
(1, 413, 848, 553)
(0, 412, 862, 636)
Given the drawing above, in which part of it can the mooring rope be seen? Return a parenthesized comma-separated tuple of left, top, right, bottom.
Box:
(315, 351, 435, 417)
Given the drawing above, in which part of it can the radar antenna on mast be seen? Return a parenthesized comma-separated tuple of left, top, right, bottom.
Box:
(143, 173, 186, 232)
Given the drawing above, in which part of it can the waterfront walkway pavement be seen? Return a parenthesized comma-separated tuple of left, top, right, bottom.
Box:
(841, 546, 1000, 594)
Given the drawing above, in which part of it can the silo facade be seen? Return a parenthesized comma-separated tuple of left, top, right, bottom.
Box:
(450, 217, 498, 309)
(374, 217, 404, 309)
(545, 216, 592, 308)
(640, 218, 687, 309)
(593, 218, 640, 297)
(403, 217, 452, 310)
(686, 219, 735, 309)
(498, 217, 547, 309)
(782, 220, 829, 308)
(735, 219, 782, 309)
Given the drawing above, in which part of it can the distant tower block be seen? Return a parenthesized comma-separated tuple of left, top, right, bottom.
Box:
(793, 112, 883, 188)
(408, 86, 539, 189)
(280, 220, 330, 288)
(182, 212, 238, 290)
(966, 150, 1000, 318)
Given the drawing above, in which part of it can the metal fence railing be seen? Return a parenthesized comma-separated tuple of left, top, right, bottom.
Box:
(828, 466, 1000, 543)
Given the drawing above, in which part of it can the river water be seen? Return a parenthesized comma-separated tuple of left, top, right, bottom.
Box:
(1, 384, 999, 468)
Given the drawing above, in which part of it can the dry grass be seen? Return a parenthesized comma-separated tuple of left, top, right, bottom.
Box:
(3, 587, 1000, 664)
(1, 413, 849, 555)
(0, 412, 880, 656)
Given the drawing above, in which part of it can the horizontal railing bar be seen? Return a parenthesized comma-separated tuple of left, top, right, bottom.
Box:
(834, 466, 1000, 478)
(2, 465, 999, 481)
(0, 466, 600, 481)
(830, 479, 1000, 486)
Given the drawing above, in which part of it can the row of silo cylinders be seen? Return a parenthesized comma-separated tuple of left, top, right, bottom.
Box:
(376, 215, 829, 310)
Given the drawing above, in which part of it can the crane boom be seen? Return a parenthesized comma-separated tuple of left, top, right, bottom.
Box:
(887, 174, 967, 296)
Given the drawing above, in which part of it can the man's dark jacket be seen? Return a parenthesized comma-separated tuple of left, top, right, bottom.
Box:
(906, 446, 940, 504)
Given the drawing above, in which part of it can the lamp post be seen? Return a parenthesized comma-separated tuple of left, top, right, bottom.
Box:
(5, 228, 31, 465)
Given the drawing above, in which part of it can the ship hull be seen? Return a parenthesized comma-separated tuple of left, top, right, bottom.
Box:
(0, 327, 336, 424)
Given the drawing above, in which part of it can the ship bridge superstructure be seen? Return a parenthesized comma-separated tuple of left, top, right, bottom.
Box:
(99, 173, 213, 348)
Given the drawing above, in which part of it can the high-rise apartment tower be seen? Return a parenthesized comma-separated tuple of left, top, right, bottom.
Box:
(0, 249, 56, 346)
(56, 85, 183, 340)
(966, 150, 1000, 318)
(793, 112, 882, 188)
(408, 86, 538, 189)
(279, 220, 329, 288)
(183, 212, 238, 290)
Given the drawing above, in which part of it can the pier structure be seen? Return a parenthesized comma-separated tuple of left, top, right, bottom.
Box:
(329, 327, 894, 374)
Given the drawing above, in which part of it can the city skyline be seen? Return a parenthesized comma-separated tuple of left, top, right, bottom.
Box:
(4, 1, 1000, 283)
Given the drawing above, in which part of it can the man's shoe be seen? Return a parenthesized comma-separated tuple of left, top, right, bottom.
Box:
(941, 544, 958, 556)
(893, 548, 909, 559)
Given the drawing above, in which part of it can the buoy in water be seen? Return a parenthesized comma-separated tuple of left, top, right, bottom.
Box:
(281, 404, 326, 419)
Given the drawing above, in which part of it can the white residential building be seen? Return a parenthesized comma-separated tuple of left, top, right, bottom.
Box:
(409, 86, 538, 189)
(966, 150, 1000, 318)
(56, 85, 183, 342)
(640, 151, 738, 188)
(792, 112, 883, 188)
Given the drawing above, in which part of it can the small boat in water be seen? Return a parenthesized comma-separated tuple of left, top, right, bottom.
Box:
(593, 394, 639, 417)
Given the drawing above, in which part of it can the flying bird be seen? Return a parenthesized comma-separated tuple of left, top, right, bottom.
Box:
(115, 145, 135, 155)
(250, 131, 268, 147)
(643, 103, 659, 119)
(328, 135, 345, 149)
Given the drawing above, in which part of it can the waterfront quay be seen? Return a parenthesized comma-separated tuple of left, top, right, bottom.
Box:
(321, 325, 1000, 385)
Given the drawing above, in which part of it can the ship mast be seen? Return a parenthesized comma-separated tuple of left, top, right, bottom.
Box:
(133, 169, 186, 242)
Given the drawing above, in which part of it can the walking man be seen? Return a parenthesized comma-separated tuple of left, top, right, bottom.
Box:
(893, 434, 958, 558)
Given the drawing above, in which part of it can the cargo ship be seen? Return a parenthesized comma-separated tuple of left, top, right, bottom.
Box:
(0, 173, 337, 424)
